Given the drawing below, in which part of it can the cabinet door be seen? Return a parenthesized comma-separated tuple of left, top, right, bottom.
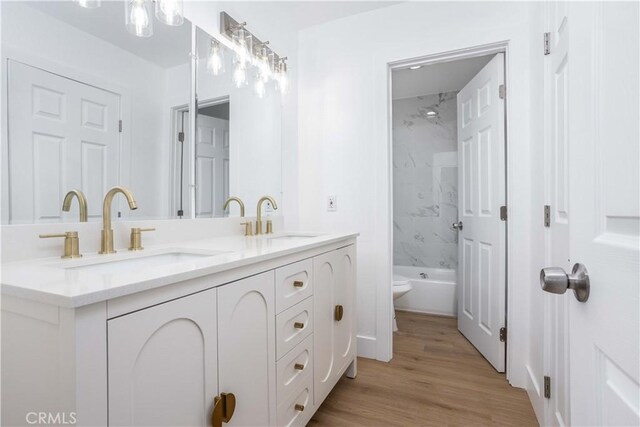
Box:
(333, 245, 356, 375)
(108, 289, 218, 426)
(313, 245, 356, 405)
(217, 271, 276, 426)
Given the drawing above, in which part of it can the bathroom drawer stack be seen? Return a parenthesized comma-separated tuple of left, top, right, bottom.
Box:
(275, 259, 315, 426)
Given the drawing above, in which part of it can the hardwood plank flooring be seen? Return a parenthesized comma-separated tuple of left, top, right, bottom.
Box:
(309, 311, 537, 426)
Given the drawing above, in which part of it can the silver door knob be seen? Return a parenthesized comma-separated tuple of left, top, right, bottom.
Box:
(452, 221, 463, 230)
(540, 263, 590, 302)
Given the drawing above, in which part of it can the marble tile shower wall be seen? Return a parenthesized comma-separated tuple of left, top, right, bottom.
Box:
(393, 92, 458, 270)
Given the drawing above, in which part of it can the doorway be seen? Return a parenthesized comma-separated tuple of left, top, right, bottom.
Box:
(390, 48, 508, 372)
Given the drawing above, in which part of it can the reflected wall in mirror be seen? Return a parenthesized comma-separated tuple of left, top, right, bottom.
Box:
(178, 27, 282, 219)
(1, 1, 191, 224)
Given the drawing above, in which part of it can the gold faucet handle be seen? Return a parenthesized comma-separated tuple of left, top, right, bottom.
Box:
(266, 219, 273, 234)
(129, 227, 155, 251)
(39, 231, 82, 259)
(240, 221, 253, 236)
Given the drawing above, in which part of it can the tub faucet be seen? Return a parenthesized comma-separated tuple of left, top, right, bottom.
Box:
(99, 186, 137, 254)
(420, 272, 429, 279)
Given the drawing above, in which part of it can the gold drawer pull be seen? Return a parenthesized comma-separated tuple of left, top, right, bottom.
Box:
(294, 363, 305, 371)
(293, 280, 304, 288)
(294, 322, 305, 329)
(211, 392, 236, 427)
(335, 305, 344, 321)
(294, 404, 305, 412)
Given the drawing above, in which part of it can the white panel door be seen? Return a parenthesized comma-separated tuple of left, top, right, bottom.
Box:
(108, 289, 218, 426)
(217, 271, 276, 426)
(566, 2, 639, 425)
(543, 2, 571, 425)
(195, 114, 229, 218)
(7, 60, 120, 223)
(456, 53, 506, 372)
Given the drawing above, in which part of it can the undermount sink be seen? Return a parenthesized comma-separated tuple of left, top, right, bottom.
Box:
(65, 250, 225, 275)
(267, 234, 319, 241)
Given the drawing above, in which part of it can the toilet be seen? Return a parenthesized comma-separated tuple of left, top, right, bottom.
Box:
(392, 273, 412, 332)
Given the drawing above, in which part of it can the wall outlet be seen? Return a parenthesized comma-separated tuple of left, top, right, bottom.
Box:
(327, 196, 337, 212)
(264, 201, 274, 213)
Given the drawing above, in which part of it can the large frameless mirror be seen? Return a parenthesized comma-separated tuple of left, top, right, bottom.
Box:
(1, 2, 283, 224)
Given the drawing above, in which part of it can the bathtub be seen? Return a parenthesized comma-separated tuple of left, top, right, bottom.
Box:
(393, 266, 457, 317)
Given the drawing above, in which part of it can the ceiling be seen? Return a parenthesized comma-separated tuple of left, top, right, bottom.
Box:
(392, 55, 495, 100)
(27, 1, 191, 68)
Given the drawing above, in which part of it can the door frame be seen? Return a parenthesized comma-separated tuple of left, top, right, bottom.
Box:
(386, 41, 513, 376)
(169, 104, 190, 219)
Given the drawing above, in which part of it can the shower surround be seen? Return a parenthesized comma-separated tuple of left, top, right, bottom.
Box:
(393, 91, 458, 270)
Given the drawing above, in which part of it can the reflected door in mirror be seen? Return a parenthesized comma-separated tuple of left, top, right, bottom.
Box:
(195, 113, 229, 218)
(7, 60, 120, 224)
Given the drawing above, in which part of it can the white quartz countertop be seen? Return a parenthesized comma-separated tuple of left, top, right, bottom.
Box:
(1, 232, 357, 308)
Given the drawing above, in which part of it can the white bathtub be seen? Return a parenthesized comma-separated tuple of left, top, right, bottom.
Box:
(393, 266, 457, 317)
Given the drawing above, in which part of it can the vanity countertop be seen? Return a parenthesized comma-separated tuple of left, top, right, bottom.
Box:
(1, 232, 358, 308)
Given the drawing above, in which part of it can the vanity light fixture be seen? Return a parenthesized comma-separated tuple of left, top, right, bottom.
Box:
(233, 61, 248, 88)
(276, 57, 289, 95)
(409, 65, 422, 70)
(75, 0, 101, 8)
(125, 0, 153, 38)
(155, 0, 183, 26)
(220, 12, 288, 95)
(207, 39, 225, 76)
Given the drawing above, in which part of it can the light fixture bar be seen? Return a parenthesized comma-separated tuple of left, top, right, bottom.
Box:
(220, 12, 283, 69)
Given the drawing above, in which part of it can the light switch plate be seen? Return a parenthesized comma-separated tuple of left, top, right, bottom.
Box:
(327, 196, 337, 212)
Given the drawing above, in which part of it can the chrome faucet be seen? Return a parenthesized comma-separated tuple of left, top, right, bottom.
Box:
(99, 186, 137, 254)
(62, 189, 88, 222)
(223, 196, 245, 217)
(256, 195, 278, 235)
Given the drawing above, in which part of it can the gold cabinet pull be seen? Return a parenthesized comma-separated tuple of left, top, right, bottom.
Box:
(292, 280, 304, 288)
(294, 404, 305, 412)
(294, 322, 305, 329)
(294, 363, 305, 371)
(334, 305, 344, 321)
(211, 392, 236, 427)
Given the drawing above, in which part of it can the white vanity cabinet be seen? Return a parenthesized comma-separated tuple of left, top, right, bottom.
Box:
(1, 238, 357, 427)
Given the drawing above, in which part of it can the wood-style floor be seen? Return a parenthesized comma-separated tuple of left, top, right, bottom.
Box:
(310, 311, 537, 426)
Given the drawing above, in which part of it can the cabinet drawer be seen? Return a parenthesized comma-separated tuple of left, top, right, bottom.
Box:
(277, 334, 313, 403)
(275, 259, 313, 314)
(276, 297, 313, 360)
(276, 377, 313, 427)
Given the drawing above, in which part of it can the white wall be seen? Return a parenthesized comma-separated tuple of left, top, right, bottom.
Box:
(297, 1, 543, 389)
(0, 2, 189, 221)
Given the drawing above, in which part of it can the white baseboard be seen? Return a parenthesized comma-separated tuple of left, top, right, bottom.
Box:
(356, 334, 377, 359)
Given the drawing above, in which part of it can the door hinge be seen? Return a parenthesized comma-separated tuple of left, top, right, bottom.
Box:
(118, 120, 123, 132)
(499, 84, 506, 100)
(544, 205, 551, 227)
(499, 327, 507, 342)
(500, 206, 508, 221)
(544, 32, 551, 55)
(544, 375, 551, 398)
(178, 131, 185, 143)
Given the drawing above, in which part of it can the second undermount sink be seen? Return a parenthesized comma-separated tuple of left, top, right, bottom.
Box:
(267, 234, 319, 241)
(65, 250, 226, 275)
